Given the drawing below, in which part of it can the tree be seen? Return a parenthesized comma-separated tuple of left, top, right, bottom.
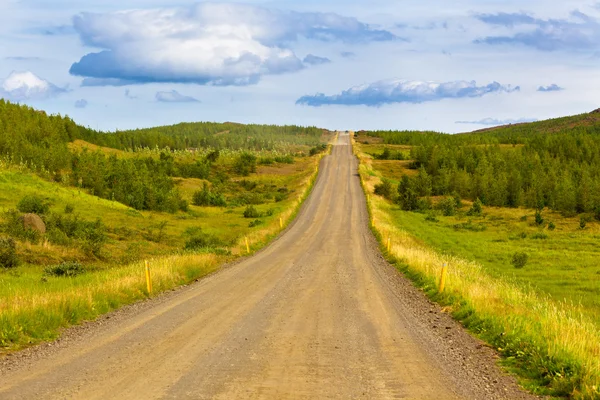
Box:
(397, 175, 418, 211)
(415, 166, 432, 197)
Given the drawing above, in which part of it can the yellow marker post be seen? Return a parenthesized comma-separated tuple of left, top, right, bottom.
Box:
(245, 237, 250, 254)
(386, 237, 391, 252)
(145, 260, 152, 295)
(279, 217, 283, 229)
(439, 263, 448, 293)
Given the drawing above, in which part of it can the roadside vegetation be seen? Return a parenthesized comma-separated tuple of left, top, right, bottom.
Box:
(0, 100, 333, 351)
(353, 113, 600, 399)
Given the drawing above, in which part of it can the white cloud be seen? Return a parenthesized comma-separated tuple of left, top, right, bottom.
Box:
(456, 117, 538, 126)
(0, 71, 66, 101)
(297, 79, 520, 106)
(69, 3, 396, 86)
(156, 90, 199, 103)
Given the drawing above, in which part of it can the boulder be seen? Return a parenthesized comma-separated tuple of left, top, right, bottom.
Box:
(21, 213, 46, 234)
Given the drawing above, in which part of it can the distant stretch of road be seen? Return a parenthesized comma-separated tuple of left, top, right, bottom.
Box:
(0, 132, 535, 399)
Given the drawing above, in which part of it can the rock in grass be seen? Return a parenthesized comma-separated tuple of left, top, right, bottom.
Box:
(21, 213, 46, 234)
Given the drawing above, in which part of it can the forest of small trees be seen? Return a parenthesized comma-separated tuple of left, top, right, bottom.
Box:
(0, 100, 325, 212)
(368, 112, 600, 215)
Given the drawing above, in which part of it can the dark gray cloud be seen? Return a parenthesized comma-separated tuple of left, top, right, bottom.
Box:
(155, 90, 199, 103)
(303, 54, 332, 65)
(69, 3, 397, 87)
(475, 11, 600, 51)
(537, 84, 563, 92)
(296, 79, 519, 107)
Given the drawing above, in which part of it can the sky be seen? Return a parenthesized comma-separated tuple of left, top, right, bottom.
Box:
(1, 0, 600, 133)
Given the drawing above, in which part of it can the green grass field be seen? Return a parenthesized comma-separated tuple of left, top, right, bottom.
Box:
(355, 139, 600, 398)
(386, 207, 600, 323)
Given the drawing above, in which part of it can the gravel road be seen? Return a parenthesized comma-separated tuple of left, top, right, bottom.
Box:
(0, 132, 538, 399)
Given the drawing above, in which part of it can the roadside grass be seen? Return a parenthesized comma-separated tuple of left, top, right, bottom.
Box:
(354, 138, 600, 399)
(0, 253, 222, 351)
(0, 138, 333, 353)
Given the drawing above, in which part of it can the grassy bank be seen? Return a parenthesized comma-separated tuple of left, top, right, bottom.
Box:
(353, 138, 600, 399)
(0, 136, 334, 354)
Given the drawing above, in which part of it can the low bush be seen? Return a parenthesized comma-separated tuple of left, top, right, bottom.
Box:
(233, 153, 257, 176)
(466, 198, 483, 216)
(44, 261, 86, 277)
(425, 213, 439, 223)
(453, 221, 487, 232)
(0, 237, 19, 269)
(184, 231, 224, 250)
(248, 219, 263, 227)
(511, 252, 529, 269)
(535, 209, 545, 226)
(2, 209, 42, 243)
(17, 194, 50, 215)
(530, 232, 549, 240)
(437, 197, 456, 216)
(374, 179, 394, 200)
(309, 144, 327, 156)
(192, 183, 227, 207)
(274, 155, 294, 164)
(548, 221, 556, 231)
(243, 205, 262, 218)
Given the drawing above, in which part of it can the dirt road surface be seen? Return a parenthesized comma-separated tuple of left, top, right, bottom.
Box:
(0, 133, 536, 399)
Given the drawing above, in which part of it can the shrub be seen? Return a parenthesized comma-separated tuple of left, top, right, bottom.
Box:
(453, 192, 463, 209)
(0, 237, 19, 269)
(579, 216, 588, 230)
(184, 231, 224, 250)
(64, 204, 75, 214)
(233, 153, 257, 176)
(535, 209, 545, 226)
(466, 198, 483, 216)
(192, 183, 227, 207)
(78, 219, 107, 258)
(511, 252, 529, 269)
(47, 228, 70, 246)
(248, 219, 263, 227)
(530, 232, 549, 240)
(416, 197, 432, 211)
(548, 221, 556, 231)
(274, 192, 288, 202)
(44, 261, 86, 277)
(453, 221, 487, 232)
(274, 155, 294, 164)
(425, 213, 439, 223)
(243, 205, 262, 218)
(374, 179, 394, 200)
(309, 144, 327, 156)
(438, 197, 456, 216)
(17, 194, 50, 215)
(2, 209, 41, 243)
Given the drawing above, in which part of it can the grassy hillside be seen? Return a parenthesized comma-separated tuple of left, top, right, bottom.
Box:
(0, 101, 334, 351)
(356, 111, 600, 398)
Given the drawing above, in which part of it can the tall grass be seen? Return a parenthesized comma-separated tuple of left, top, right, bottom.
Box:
(0, 253, 222, 350)
(354, 138, 600, 399)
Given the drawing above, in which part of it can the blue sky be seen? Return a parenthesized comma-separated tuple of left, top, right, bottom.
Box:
(1, 0, 600, 132)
